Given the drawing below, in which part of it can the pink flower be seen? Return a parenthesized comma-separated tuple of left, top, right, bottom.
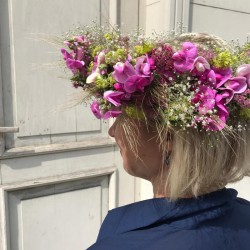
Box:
(135, 55, 155, 76)
(113, 61, 136, 83)
(102, 110, 122, 119)
(113, 61, 152, 94)
(113, 83, 123, 91)
(172, 42, 198, 73)
(124, 75, 151, 93)
(61, 48, 85, 74)
(90, 101, 102, 119)
(103, 91, 124, 107)
(90, 100, 122, 119)
(191, 56, 210, 75)
(214, 67, 232, 88)
(193, 86, 216, 115)
(198, 69, 216, 87)
(224, 76, 247, 94)
(215, 91, 231, 121)
(236, 64, 250, 87)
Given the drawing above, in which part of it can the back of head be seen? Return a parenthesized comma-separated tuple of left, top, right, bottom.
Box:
(61, 27, 250, 200)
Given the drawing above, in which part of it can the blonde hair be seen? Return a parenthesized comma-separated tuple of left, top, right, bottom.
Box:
(167, 127, 250, 200)
(119, 33, 250, 200)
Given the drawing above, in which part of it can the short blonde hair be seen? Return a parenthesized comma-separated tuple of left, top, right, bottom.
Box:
(167, 127, 250, 200)
(120, 33, 250, 200)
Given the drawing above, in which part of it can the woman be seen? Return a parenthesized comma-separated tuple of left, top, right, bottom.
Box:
(61, 28, 250, 249)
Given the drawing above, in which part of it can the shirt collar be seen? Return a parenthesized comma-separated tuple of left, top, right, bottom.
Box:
(98, 188, 237, 240)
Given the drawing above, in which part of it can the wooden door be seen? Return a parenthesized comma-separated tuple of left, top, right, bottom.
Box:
(0, 1, 136, 249)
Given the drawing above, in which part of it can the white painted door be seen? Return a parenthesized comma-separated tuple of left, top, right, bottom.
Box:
(0, 1, 136, 250)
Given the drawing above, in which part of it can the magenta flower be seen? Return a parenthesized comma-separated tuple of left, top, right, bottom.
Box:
(61, 48, 85, 73)
(90, 100, 122, 119)
(61, 48, 72, 60)
(215, 92, 230, 121)
(198, 89, 232, 131)
(66, 58, 85, 73)
(113, 61, 136, 83)
(172, 42, 198, 73)
(136, 56, 151, 75)
(102, 110, 122, 119)
(113, 83, 123, 91)
(124, 75, 151, 93)
(193, 86, 216, 115)
(113, 61, 152, 94)
(90, 101, 102, 119)
(103, 90, 124, 107)
(224, 76, 247, 94)
(214, 67, 232, 88)
(191, 56, 210, 75)
(197, 69, 216, 87)
(135, 55, 155, 76)
(236, 64, 250, 87)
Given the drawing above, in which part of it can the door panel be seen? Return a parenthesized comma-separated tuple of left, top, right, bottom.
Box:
(0, 1, 137, 249)
(192, 0, 250, 13)
(8, 176, 109, 250)
(0, 0, 106, 149)
(190, 3, 250, 43)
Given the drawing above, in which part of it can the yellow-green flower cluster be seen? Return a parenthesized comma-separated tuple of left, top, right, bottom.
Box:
(212, 51, 237, 68)
(95, 75, 116, 90)
(134, 42, 154, 57)
(105, 48, 128, 64)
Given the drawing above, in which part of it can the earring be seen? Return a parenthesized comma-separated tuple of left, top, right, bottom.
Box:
(165, 152, 171, 165)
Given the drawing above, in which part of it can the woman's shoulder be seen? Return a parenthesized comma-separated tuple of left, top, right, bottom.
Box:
(87, 189, 250, 250)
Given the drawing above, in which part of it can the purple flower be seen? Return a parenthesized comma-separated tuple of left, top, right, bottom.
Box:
(103, 91, 124, 107)
(113, 61, 152, 94)
(124, 75, 151, 93)
(90, 100, 122, 119)
(172, 42, 198, 73)
(224, 76, 247, 94)
(193, 86, 216, 115)
(191, 56, 210, 75)
(236, 64, 250, 87)
(65, 58, 85, 73)
(215, 91, 231, 121)
(135, 55, 155, 76)
(61, 48, 72, 60)
(90, 101, 102, 119)
(113, 83, 123, 91)
(113, 61, 136, 83)
(213, 67, 232, 88)
(102, 110, 122, 119)
(61, 48, 85, 73)
(197, 69, 216, 87)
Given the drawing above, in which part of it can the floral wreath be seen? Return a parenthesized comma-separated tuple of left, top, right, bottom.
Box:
(61, 26, 250, 131)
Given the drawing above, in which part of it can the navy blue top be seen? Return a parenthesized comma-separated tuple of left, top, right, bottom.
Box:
(87, 188, 250, 250)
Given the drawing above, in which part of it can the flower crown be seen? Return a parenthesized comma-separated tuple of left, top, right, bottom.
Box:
(61, 26, 250, 131)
